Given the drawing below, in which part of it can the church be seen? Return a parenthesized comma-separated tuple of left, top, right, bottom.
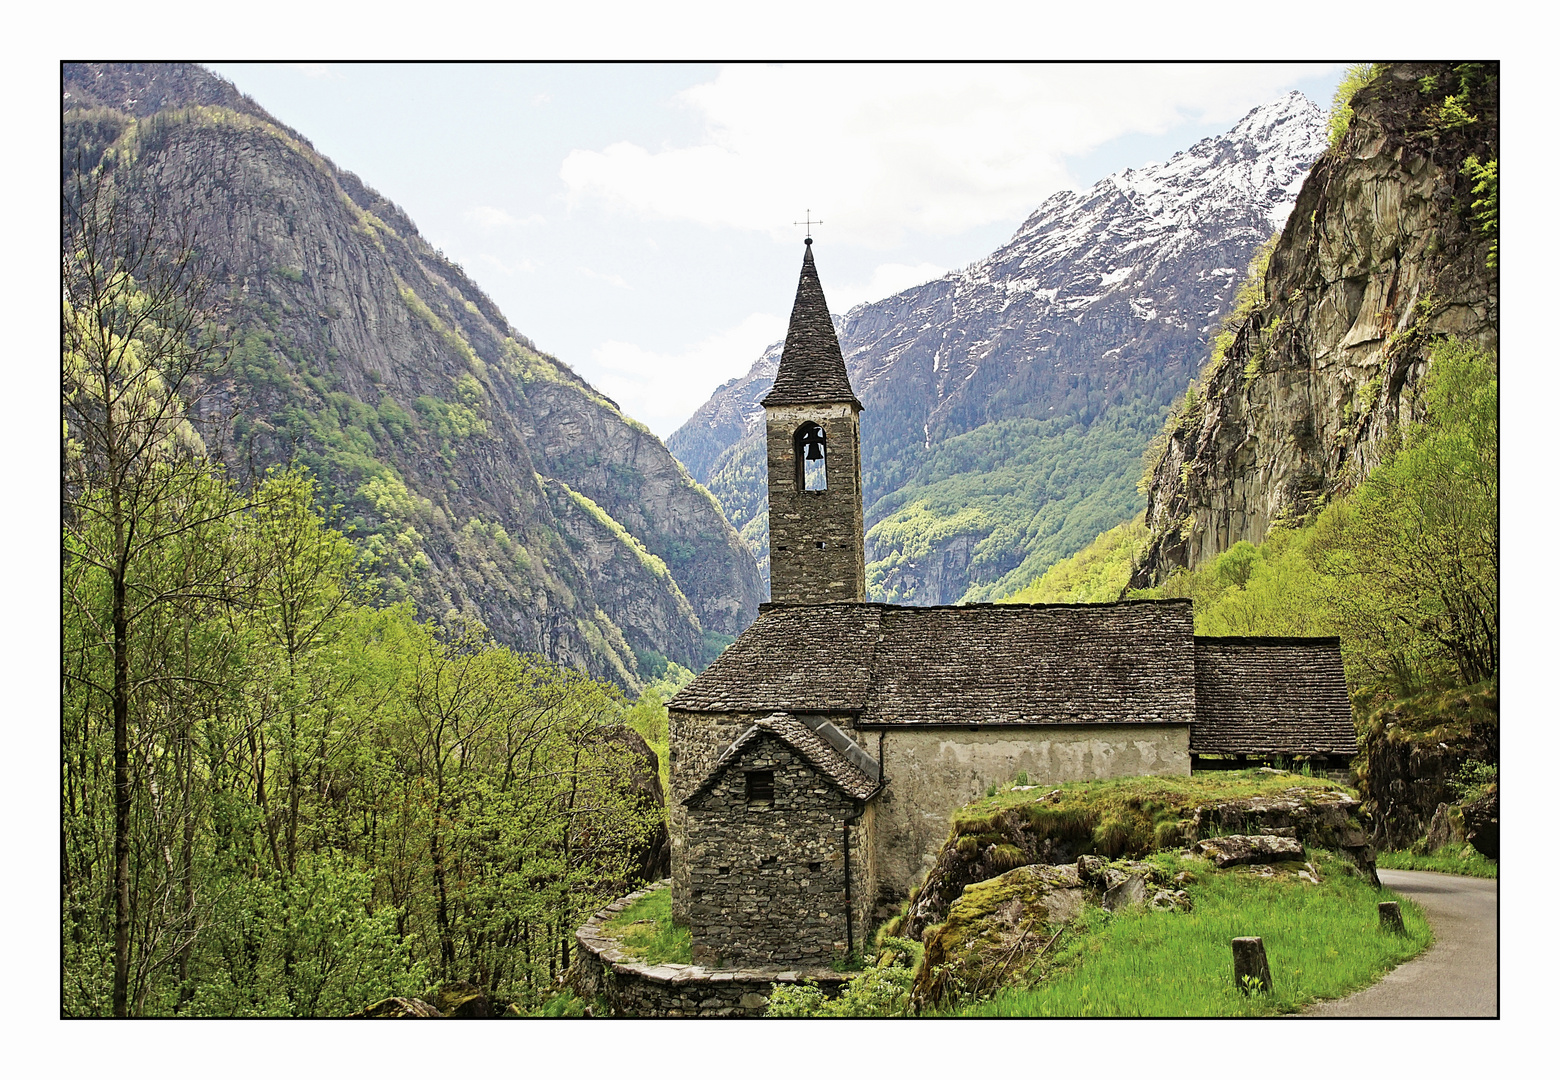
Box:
(665, 240, 1356, 970)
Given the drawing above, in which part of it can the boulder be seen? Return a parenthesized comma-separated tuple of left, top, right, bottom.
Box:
(587, 726, 672, 888)
(349, 997, 444, 1019)
(1149, 889, 1193, 912)
(1192, 834, 1304, 868)
(1422, 802, 1464, 852)
(1076, 855, 1107, 887)
(1102, 873, 1148, 911)
(913, 863, 1087, 1009)
(1463, 788, 1498, 859)
(434, 981, 491, 1019)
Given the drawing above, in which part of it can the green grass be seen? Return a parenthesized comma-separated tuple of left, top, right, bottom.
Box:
(957, 770, 1348, 827)
(603, 887, 690, 966)
(949, 771, 1351, 860)
(944, 851, 1431, 1017)
(1378, 845, 1497, 879)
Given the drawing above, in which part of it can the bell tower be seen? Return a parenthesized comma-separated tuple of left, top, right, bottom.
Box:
(762, 239, 866, 604)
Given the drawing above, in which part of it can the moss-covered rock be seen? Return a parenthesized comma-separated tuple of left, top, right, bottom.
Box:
(433, 981, 491, 1018)
(904, 773, 1373, 939)
(1357, 681, 1497, 849)
(913, 863, 1089, 1010)
(348, 996, 443, 1018)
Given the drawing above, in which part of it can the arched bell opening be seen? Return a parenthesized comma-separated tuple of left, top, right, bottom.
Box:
(794, 422, 828, 491)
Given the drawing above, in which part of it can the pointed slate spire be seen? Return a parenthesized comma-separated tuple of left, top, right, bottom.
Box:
(761, 240, 862, 408)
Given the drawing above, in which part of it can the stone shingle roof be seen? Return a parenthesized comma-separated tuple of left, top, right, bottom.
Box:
(669, 603, 882, 713)
(671, 600, 1197, 727)
(761, 242, 862, 408)
(684, 713, 880, 805)
(866, 602, 1195, 725)
(1192, 637, 1357, 755)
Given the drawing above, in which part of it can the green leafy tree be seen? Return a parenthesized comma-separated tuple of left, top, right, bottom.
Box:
(62, 169, 247, 1017)
(1310, 338, 1497, 687)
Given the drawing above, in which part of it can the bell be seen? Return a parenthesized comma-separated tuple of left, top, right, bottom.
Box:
(805, 441, 824, 461)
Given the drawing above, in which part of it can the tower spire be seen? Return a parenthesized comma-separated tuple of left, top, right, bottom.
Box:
(762, 241, 860, 408)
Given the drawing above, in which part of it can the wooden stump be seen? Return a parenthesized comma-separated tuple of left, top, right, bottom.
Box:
(1379, 901, 1406, 935)
(1232, 936, 1271, 994)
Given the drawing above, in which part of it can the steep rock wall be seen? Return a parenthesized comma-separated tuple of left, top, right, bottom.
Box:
(1134, 63, 1498, 582)
(62, 64, 762, 686)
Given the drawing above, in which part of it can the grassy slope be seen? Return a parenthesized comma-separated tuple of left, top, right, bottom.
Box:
(602, 888, 690, 966)
(1378, 846, 1497, 878)
(997, 515, 1147, 604)
(951, 771, 1350, 858)
(948, 849, 1431, 1017)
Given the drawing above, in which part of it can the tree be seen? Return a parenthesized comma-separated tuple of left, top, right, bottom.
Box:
(62, 167, 244, 1016)
(1312, 339, 1497, 689)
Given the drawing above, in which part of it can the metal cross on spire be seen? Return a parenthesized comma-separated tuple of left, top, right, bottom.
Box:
(794, 210, 822, 240)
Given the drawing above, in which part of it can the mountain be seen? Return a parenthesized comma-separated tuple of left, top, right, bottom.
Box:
(1133, 63, 1498, 584)
(62, 63, 764, 688)
(669, 93, 1327, 604)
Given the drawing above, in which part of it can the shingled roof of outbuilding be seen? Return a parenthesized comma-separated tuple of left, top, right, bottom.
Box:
(761, 242, 862, 408)
(669, 599, 1197, 727)
(683, 713, 880, 806)
(1192, 637, 1357, 755)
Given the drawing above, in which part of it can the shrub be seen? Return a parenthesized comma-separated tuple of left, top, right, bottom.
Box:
(1328, 64, 1381, 148)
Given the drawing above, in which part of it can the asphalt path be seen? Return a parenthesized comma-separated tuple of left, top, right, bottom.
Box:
(1303, 868, 1496, 1017)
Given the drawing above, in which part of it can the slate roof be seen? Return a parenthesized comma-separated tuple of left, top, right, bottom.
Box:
(670, 600, 1198, 727)
(761, 242, 862, 408)
(866, 602, 1195, 725)
(669, 603, 883, 713)
(683, 713, 881, 806)
(1192, 637, 1357, 755)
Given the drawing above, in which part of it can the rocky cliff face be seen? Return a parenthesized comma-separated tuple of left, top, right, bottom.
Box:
(670, 94, 1326, 603)
(63, 63, 763, 687)
(1134, 63, 1498, 583)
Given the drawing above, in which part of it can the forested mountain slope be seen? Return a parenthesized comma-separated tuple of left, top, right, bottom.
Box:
(670, 93, 1327, 603)
(1133, 63, 1498, 584)
(63, 63, 763, 688)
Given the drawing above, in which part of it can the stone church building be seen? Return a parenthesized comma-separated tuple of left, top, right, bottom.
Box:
(666, 240, 1356, 969)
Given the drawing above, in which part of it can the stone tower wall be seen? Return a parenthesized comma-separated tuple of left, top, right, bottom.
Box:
(765, 402, 866, 604)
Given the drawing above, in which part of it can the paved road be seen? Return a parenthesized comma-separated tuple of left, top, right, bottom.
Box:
(1304, 868, 1496, 1017)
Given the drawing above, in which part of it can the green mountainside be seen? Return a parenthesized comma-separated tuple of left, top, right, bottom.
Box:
(62, 63, 762, 689)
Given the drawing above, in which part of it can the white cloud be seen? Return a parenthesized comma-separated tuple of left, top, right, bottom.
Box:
(588, 313, 787, 437)
(464, 205, 544, 229)
(475, 253, 536, 275)
(560, 63, 1337, 246)
(830, 261, 949, 314)
(285, 63, 343, 80)
(579, 267, 631, 289)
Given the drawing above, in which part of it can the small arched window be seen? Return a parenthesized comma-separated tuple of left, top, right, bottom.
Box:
(794, 422, 827, 490)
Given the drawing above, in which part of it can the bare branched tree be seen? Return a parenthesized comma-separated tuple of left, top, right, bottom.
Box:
(62, 165, 248, 1017)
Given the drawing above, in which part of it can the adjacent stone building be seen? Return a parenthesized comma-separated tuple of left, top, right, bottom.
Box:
(667, 241, 1357, 968)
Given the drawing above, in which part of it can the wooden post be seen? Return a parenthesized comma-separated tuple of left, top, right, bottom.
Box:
(1379, 901, 1405, 935)
(1232, 937, 1271, 994)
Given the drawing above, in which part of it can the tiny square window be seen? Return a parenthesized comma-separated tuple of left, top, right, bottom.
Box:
(746, 770, 774, 805)
(808, 862, 822, 873)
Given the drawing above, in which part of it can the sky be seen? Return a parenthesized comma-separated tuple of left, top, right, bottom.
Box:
(206, 62, 1347, 438)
